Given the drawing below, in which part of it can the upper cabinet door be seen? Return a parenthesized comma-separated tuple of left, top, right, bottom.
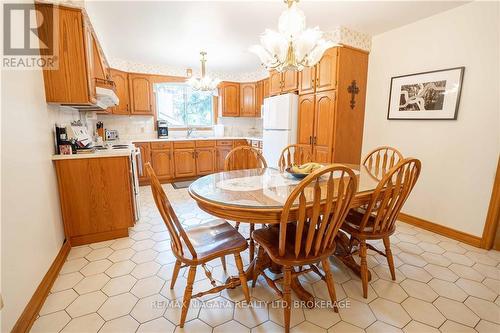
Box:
(297, 94, 316, 146)
(313, 91, 336, 162)
(240, 83, 256, 117)
(298, 66, 316, 95)
(282, 70, 298, 93)
(269, 70, 282, 96)
(109, 69, 129, 115)
(263, 78, 270, 98)
(255, 80, 264, 117)
(316, 48, 338, 92)
(129, 74, 154, 115)
(220, 82, 240, 117)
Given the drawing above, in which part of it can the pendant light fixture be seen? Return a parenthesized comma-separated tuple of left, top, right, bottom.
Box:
(187, 51, 220, 91)
(249, 0, 336, 72)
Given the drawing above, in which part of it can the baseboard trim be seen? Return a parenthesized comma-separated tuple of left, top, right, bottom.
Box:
(11, 240, 71, 333)
(70, 228, 128, 246)
(398, 212, 482, 248)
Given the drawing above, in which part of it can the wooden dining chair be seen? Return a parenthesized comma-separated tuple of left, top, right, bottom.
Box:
(341, 158, 421, 298)
(224, 145, 268, 261)
(145, 163, 250, 327)
(278, 144, 313, 172)
(363, 146, 404, 179)
(252, 165, 358, 333)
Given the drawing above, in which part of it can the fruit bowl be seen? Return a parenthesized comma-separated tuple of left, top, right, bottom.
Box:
(285, 167, 309, 179)
(285, 163, 323, 179)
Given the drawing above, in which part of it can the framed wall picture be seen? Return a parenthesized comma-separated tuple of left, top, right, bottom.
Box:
(387, 67, 465, 120)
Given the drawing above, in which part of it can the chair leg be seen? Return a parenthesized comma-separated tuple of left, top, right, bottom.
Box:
(220, 256, 227, 272)
(234, 253, 250, 303)
(249, 224, 255, 262)
(359, 240, 368, 299)
(252, 246, 265, 287)
(180, 265, 197, 327)
(170, 259, 182, 289)
(283, 266, 292, 333)
(321, 258, 339, 313)
(383, 236, 396, 281)
(235, 222, 240, 231)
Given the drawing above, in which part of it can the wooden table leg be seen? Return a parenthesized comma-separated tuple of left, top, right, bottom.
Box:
(334, 231, 372, 281)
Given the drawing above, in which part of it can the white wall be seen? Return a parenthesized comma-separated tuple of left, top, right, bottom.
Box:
(0, 67, 78, 331)
(363, 1, 499, 237)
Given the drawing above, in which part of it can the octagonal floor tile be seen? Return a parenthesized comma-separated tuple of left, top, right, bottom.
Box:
(400, 279, 437, 302)
(433, 297, 479, 327)
(98, 292, 138, 321)
(339, 299, 376, 329)
(99, 315, 139, 333)
(66, 291, 107, 318)
(401, 297, 445, 328)
(369, 298, 410, 328)
(137, 317, 175, 333)
(102, 275, 137, 296)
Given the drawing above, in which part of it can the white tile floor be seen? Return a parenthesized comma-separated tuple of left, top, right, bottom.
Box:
(32, 184, 500, 332)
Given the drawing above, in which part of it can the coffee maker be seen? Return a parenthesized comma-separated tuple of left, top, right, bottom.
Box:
(157, 120, 168, 139)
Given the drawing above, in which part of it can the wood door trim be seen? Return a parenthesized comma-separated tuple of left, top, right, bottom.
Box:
(398, 212, 482, 248)
(11, 240, 71, 333)
(481, 156, 500, 249)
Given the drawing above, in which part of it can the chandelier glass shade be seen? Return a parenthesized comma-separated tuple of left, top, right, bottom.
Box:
(249, 0, 335, 72)
(187, 51, 221, 91)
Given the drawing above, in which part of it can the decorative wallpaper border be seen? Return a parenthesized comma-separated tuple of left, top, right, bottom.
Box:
(109, 26, 371, 82)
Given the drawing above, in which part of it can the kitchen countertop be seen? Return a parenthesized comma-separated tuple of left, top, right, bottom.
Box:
(52, 148, 133, 161)
(132, 136, 263, 143)
(52, 136, 263, 161)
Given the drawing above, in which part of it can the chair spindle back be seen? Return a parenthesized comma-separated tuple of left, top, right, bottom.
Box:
(359, 158, 421, 235)
(145, 163, 197, 258)
(278, 144, 313, 172)
(224, 146, 267, 171)
(279, 165, 358, 258)
(363, 146, 404, 179)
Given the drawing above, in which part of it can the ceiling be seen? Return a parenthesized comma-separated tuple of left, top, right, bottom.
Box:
(86, 1, 468, 74)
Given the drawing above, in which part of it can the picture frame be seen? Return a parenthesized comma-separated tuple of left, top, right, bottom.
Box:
(387, 67, 465, 120)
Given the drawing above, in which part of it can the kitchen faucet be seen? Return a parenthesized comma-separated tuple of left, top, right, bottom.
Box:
(187, 127, 195, 137)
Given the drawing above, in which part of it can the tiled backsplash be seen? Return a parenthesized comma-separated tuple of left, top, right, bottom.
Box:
(95, 114, 263, 141)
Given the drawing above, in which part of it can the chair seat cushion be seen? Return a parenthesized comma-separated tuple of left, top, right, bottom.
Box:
(252, 224, 336, 266)
(182, 219, 247, 263)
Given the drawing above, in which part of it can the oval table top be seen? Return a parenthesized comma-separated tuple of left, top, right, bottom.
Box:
(188, 164, 381, 223)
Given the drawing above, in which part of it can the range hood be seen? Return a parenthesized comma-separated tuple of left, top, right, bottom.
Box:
(61, 81, 119, 111)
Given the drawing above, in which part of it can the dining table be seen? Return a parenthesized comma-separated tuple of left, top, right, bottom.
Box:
(188, 164, 381, 308)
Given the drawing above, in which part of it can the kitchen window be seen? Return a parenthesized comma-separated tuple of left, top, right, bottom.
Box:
(154, 82, 214, 127)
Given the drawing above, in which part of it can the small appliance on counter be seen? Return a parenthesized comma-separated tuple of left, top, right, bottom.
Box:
(105, 129, 119, 141)
(157, 120, 168, 139)
(55, 124, 75, 155)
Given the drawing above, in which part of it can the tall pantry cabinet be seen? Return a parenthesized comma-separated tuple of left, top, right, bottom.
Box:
(297, 46, 369, 165)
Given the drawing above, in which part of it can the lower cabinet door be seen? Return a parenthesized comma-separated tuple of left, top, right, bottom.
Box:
(217, 147, 231, 171)
(151, 150, 173, 179)
(196, 148, 216, 175)
(174, 149, 196, 178)
(313, 146, 331, 163)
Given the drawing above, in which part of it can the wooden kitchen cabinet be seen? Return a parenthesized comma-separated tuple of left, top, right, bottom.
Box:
(196, 148, 216, 175)
(240, 83, 256, 117)
(54, 156, 134, 246)
(299, 47, 338, 95)
(295, 46, 368, 164)
(232, 140, 250, 170)
(269, 70, 282, 96)
(35, 3, 115, 108)
(174, 149, 197, 178)
(109, 69, 130, 115)
(255, 80, 264, 117)
(219, 82, 240, 117)
(134, 142, 151, 184)
(216, 146, 232, 171)
(129, 73, 154, 115)
(316, 48, 338, 92)
(297, 94, 315, 146)
(269, 70, 298, 96)
(313, 91, 336, 162)
(151, 149, 173, 180)
(262, 78, 270, 98)
(299, 66, 316, 95)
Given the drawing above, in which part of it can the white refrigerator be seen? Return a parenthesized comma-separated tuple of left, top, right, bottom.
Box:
(262, 93, 299, 168)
